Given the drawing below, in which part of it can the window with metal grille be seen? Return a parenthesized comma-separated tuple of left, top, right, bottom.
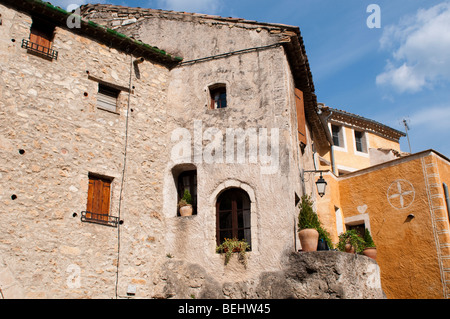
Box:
(216, 188, 251, 248)
(97, 84, 120, 113)
(83, 174, 117, 226)
(22, 17, 58, 60)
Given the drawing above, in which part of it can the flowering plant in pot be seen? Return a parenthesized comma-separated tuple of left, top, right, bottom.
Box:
(297, 195, 321, 252)
(178, 189, 193, 216)
(216, 238, 250, 267)
(362, 229, 377, 260)
(337, 229, 365, 254)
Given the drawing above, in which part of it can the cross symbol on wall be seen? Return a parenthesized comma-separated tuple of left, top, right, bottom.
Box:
(387, 180, 415, 209)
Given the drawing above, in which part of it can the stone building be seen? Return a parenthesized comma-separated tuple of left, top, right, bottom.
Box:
(0, 1, 386, 299)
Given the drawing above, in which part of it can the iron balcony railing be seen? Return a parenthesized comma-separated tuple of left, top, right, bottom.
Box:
(81, 211, 119, 227)
(21, 39, 58, 60)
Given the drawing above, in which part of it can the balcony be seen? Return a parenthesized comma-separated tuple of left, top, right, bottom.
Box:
(80, 211, 120, 227)
(21, 39, 58, 60)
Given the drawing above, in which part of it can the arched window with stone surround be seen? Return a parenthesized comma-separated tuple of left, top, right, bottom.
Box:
(216, 188, 251, 248)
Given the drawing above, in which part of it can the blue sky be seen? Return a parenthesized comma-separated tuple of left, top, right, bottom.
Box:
(51, 0, 450, 157)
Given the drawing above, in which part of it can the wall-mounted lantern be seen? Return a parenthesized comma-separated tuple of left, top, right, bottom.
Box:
(302, 170, 328, 198)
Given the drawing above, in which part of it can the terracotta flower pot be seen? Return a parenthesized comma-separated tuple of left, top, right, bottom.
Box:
(345, 243, 355, 253)
(179, 205, 193, 216)
(298, 228, 319, 252)
(363, 247, 377, 260)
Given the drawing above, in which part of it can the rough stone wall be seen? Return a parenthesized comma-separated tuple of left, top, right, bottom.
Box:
(80, 4, 296, 60)
(0, 3, 384, 299)
(151, 252, 385, 299)
(0, 4, 170, 298)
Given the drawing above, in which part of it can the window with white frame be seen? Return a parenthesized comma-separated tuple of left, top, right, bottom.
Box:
(354, 130, 368, 153)
(332, 124, 344, 147)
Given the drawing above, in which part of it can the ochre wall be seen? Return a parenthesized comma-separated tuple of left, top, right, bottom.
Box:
(336, 153, 449, 298)
(315, 173, 343, 245)
(318, 125, 402, 174)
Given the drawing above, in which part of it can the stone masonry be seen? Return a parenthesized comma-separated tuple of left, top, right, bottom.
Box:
(0, 2, 385, 299)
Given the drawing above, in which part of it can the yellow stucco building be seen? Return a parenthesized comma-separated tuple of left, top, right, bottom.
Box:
(316, 105, 407, 175)
(311, 105, 450, 299)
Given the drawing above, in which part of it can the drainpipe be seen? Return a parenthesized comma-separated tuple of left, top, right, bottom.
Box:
(320, 108, 337, 175)
(330, 144, 337, 176)
(444, 183, 450, 221)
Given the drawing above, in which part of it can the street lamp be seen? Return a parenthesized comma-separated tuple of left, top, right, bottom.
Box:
(315, 172, 327, 197)
(302, 170, 328, 197)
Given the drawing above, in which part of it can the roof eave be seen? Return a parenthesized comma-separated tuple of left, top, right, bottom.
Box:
(1, 0, 183, 68)
(280, 30, 331, 148)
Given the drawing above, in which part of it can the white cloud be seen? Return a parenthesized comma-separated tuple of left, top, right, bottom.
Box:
(409, 105, 450, 131)
(376, 2, 450, 93)
(155, 0, 222, 14)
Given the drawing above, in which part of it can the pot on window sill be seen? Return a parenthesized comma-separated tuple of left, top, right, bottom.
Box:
(179, 204, 193, 216)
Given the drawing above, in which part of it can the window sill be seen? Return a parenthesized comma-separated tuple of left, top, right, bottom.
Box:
(97, 106, 120, 115)
(22, 39, 58, 61)
(332, 145, 347, 153)
(354, 150, 369, 158)
(80, 211, 120, 227)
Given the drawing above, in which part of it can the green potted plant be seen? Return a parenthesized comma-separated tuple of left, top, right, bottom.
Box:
(216, 238, 250, 267)
(297, 195, 320, 252)
(337, 229, 365, 254)
(178, 189, 193, 216)
(317, 225, 334, 251)
(362, 229, 377, 260)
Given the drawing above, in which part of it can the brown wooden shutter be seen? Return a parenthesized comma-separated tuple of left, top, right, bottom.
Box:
(29, 20, 54, 55)
(86, 178, 95, 219)
(101, 181, 111, 221)
(86, 175, 111, 220)
(295, 88, 307, 145)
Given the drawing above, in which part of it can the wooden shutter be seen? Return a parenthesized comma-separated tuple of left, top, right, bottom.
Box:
(29, 20, 54, 55)
(86, 178, 95, 219)
(97, 84, 119, 112)
(86, 175, 111, 221)
(295, 88, 307, 145)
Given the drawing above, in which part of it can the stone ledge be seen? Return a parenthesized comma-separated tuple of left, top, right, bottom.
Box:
(151, 251, 386, 299)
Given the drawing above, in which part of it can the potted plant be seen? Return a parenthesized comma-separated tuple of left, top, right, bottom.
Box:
(178, 189, 193, 216)
(216, 237, 250, 267)
(317, 225, 334, 251)
(337, 229, 365, 254)
(362, 229, 377, 260)
(297, 195, 320, 252)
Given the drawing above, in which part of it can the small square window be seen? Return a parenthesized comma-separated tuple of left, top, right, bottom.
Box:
(209, 85, 227, 109)
(97, 84, 120, 113)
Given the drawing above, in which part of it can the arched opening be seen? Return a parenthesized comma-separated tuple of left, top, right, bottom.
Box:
(216, 188, 251, 248)
(172, 164, 197, 216)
